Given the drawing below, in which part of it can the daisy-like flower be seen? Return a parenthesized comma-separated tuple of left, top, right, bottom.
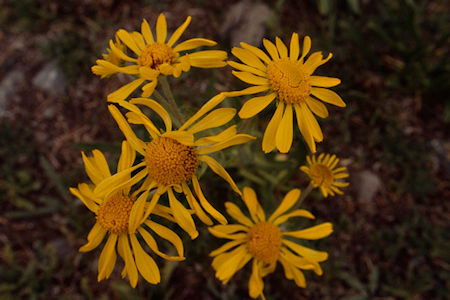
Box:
(300, 153, 349, 197)
(101, 93, 255, 239)
(228, 33, 346, 153)
(69, 141, 185, 287)
(209, 187, 333, 299)
(101, 33, 126, 67)
(92, 13, 227, 102)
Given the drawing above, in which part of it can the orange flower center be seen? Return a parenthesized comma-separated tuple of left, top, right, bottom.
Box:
(145, 137, 199, 186)
(247, 221, 282, 264)
(138, 43, 178, 69)
(267, 58, 311, 104)
(97, 195, 134, 234)
(309, 164, 334, 187)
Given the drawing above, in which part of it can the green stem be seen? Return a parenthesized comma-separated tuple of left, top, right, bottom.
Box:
(159, 76, 185, 127)
(293, 183, 314, 210)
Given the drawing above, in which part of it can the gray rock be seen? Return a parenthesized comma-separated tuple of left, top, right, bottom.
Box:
(221, 0, 272, 47)
(0, 69, 25, 117)
(32, 60, 67, 95)
(354, 170, 382, 203)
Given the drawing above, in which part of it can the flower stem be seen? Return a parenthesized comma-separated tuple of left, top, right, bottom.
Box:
(294, 183, 314, 209)
(159, 76, 185, 127)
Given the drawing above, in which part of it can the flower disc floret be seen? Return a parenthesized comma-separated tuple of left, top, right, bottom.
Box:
(145, 137, 199, 186)
(138, 43, 178, 69)
(97, 195, 134, 234)
(309, 163, 334, 187)
(247, 221, 282, 264)
(267, 58, 311, 104)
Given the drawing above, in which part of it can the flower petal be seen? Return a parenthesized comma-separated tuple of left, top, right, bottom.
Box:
(118, 235, 138, 287)
(232, 71, 269, 86)
(79, 222, 106, 252)
(129, 234, 161, 284)
(268, 188, 301, 223)
(262, 101, 285, 153)
(283, 223, 333, 240)
(224, 201, 253, 227)
(173, 38, 217, 52)
(276, 103, 294, 153)
(187, 108, 236, 134)
(98, 234, 117, 281)
(238, 93, 276, 119)
(167, 16, 191, 47)
(156, 13, 167, 43)
(199, 155, 241, 195)
(168, 189, 198, 239)
(141, 19, 154, 44)
(276, 36, 288, 58)
(289, 32, 300, 61)
(305, 96, 329, 118)
(263, 38, 280, 60)
(242, 187, 265, 223)
(107, 78, 146, 102)
(311, 87, 346, 107)
(191, 176, 227, 224)
(231, 47, 266, 71)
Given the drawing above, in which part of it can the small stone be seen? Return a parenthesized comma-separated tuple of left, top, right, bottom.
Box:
(354, 170, 382, 203)
(221, 0, 271, 47)
(32, 60, 67, 95)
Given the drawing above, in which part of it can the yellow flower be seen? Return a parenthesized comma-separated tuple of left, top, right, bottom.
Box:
(103, 93, 255, 239)
(228, 33, 346, 153)
(69, 141, 185, 287)
(92, 13, 227, 102)
(209, 187, 333, 299)
(300, 153, 349, 197)
(101, 33, 126, 67)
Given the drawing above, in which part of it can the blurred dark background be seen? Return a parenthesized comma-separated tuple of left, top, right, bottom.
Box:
(0, 0, 448, 299)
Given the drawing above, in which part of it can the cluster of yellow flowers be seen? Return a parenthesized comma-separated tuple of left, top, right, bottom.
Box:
(71, 14, 349, 298)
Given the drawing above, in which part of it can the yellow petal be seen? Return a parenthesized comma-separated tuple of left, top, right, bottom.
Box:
(263, 38, 279, 60)
(232, 71, 269, 86)
(310, 76, 341, 87)
(199, 155, 241, 195)
(130, 97, 172, 132)
(93, 163, 145, 198)
(141, 19, 154, 44)
(294, 103, 315, 153)
(188, 50, 227, 68)
(242, 187, 265, 223)
(276, 103, 294, 153)
(231, 47, 266, 71)
(107, 78, 145, 102)
(299, 36, 311, 61)
(156, 13, 167, 43)
(214, 245, 249, 282)
(188, 108, 236, 134)
(129, 234, 161, 284)
(145, 220, 185, 259)
(195, 125, 237, 146)
(92, 150, 111, 179)
(192, 176, 227, 224)
(141, 81, 157, 98)
(282, 239, 328, 262)
(109, 40, 138, 62)
(283, 223, 333, 239)
(224, 85, 270, 97)
(167, 16, 191, 47)
(268, 188, 301, 223)
(168, 189, 198, 239)
(227, 60, 267, 77)
(197, 134, 255, 155)
(275, 36, 288, 58)
(299, 102, 323, 142)
(224, 202, 253, 227)
(70, 186, 98, 213)
(180, 93, 226, 131)
(131, 31, 146, 50)
(311, 87, 346, 107)
(210, 239, 245, 257)
(305, 96, 329, 118)
(79, 222, 106, 252)
(173, 38, 217, 52)
(182, 181, 213, 226)
(81, 152, 103, 185)
(304, 52, 332, 75)
(98, 234, 117, 281)
(240, 42, 272, 64)
(273, 209, 315, 226)
(108, 105, 147, 156)
(238, 92, 276, 119)
(262, 101, 284, 153)
(118, 141, 136, 173)
(128, 189, 150, 234)
(290, 33, 300, 61)
(116, 29, 142, 55)
(249, 259, 265, 299)
(118, 235, 138, 287)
